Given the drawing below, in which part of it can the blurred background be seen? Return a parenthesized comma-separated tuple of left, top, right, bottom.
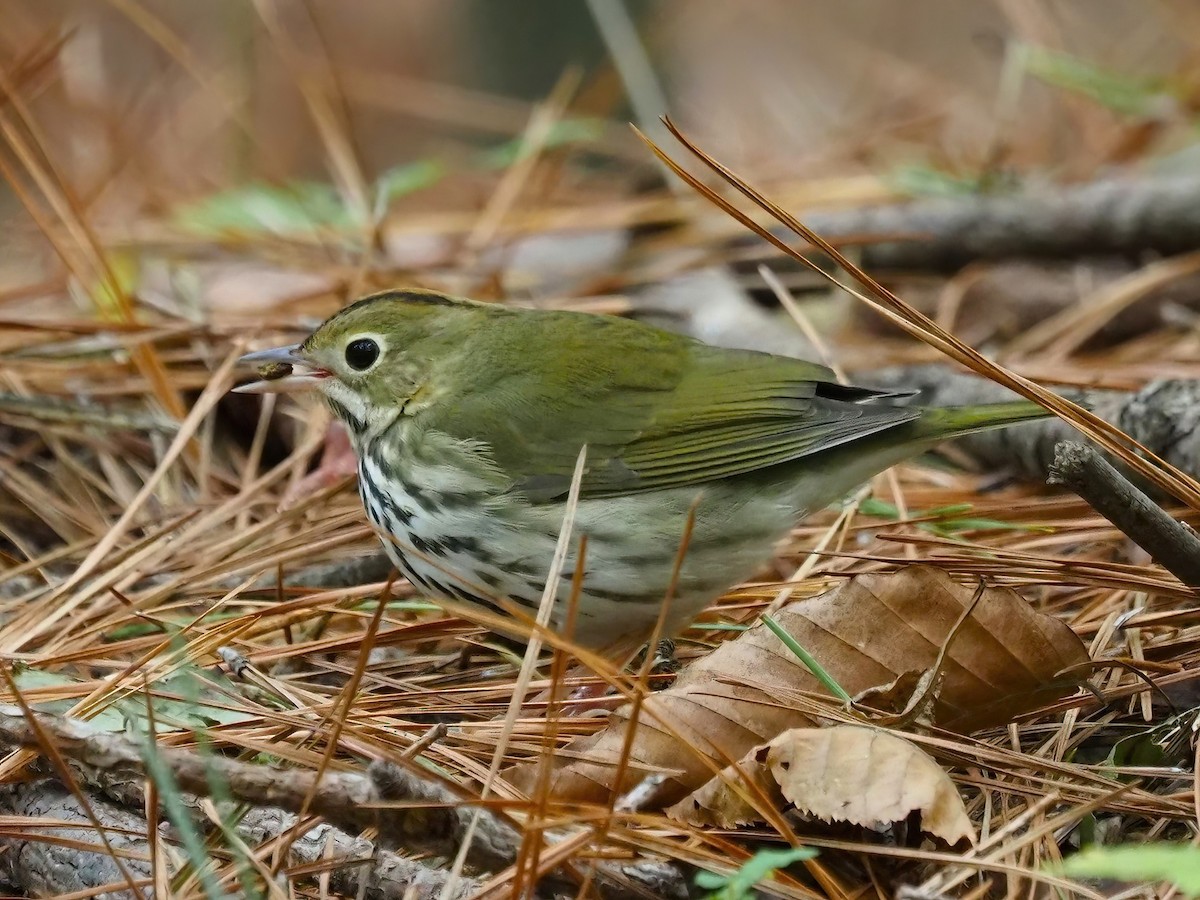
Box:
(5, 0, 1194, 184)
(4, 1, 1200, 340)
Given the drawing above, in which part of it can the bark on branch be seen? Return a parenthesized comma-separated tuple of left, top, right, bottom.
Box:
(775, 173, 1200, 271)
(1049, 441, 1200, 588)
(0, 778, 486, 900)
(0, 706, 687, 900)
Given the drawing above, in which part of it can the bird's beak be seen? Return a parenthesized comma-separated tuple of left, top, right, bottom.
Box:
(232, 344, 331, 394)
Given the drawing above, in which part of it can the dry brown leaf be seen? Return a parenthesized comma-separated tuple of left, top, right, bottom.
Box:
(667, 725, 975, 847)
(510, 566, 1087, 804)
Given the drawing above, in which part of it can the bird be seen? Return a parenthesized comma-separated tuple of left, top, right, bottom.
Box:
(235, 288, 1048, 663)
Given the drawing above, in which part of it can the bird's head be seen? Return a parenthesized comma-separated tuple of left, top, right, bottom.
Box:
(235, 289, 486, 438)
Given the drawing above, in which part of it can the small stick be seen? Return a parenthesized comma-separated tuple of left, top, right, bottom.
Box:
(399, 723, 446, 761)
(1049, 441, 1200, 589)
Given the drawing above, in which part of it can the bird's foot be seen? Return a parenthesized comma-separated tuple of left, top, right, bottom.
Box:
(631, 638, 682, 691)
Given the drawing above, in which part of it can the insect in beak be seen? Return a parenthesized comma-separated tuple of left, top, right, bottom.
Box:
(233, 344, 331, 394)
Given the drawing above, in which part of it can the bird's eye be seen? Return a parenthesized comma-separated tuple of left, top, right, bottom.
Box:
(344, 338, 380, 371)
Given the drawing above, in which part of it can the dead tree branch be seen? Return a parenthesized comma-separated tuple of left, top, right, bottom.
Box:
(1, 780, 153, 900)
(1050, 441, 1200, 588)
(773, 174, 1200, 271)
(0, 706, 688, 900)
(0, 778, 487, 900)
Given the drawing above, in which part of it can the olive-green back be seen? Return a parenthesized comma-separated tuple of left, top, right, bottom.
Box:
(423, 309, 918, 501)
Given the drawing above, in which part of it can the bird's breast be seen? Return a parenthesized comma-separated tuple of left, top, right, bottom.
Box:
(357, 433, 549, 617)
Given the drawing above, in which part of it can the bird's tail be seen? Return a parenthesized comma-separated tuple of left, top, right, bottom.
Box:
(911, 401, 1052, 441)
(775, 399, 1052, 520)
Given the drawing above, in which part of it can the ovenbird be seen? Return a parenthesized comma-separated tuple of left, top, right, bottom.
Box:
(236, 289, 1047, 659)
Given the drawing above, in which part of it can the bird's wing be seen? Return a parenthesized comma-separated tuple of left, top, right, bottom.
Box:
(425, 315, 919, 501)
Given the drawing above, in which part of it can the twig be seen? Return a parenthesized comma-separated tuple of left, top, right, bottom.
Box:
(0, 703, 510, 869)
(399, 723, 447, 761)
(1050, 441, 1200, 589)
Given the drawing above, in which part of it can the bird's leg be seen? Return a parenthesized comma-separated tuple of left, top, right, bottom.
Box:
(557, 639, 681, 717)
(456, 644, 479, 671)
(280, 421, 358, 509)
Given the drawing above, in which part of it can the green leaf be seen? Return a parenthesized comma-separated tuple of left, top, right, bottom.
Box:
(11, 668, 129, 732)
(858, 499, 1051, 536)
(1106, 709, 1195, 770)
(696, 846, 817, 899)
(87, 252, 140, 323)
(1106, 728, 1168, 769)
(761, 616, 852, 703)
(929, 518, 1012, 533)
(888, 164, 992, 198)
(138, 669, 258, 728)
(689, 622, 749, 632)
(192, 731, 263, 900)
(11, 665, 257, 733)
(174, 181, 353, 237)
(103, 621, 167, 641)
(693, 872, 726, 890)
(922, 503, 975, 518)
(860, 497, 901, 519)
(477, 117, 604, 169)
(1057, 844, 1200, 896)
(924, 518, 1053, 536)
(104, 607, 248, 641)
(1023, 45, 1167, 116)
(372, 159, 444, 215)
(137, 723, 232, 899)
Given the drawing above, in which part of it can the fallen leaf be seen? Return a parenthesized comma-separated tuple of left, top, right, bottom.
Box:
(509, 566, 1087, 804)
(1056, 843, 1200, 897)
(669, 725, 975, 846)
(11, 666, 257, 732)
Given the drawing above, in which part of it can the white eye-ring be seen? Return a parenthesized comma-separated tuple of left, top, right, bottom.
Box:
(344, 334, 384, 371)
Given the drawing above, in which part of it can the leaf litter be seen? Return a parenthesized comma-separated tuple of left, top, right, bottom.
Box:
(508, 567, 1088, 805)
(1, 12, 1200, 899)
